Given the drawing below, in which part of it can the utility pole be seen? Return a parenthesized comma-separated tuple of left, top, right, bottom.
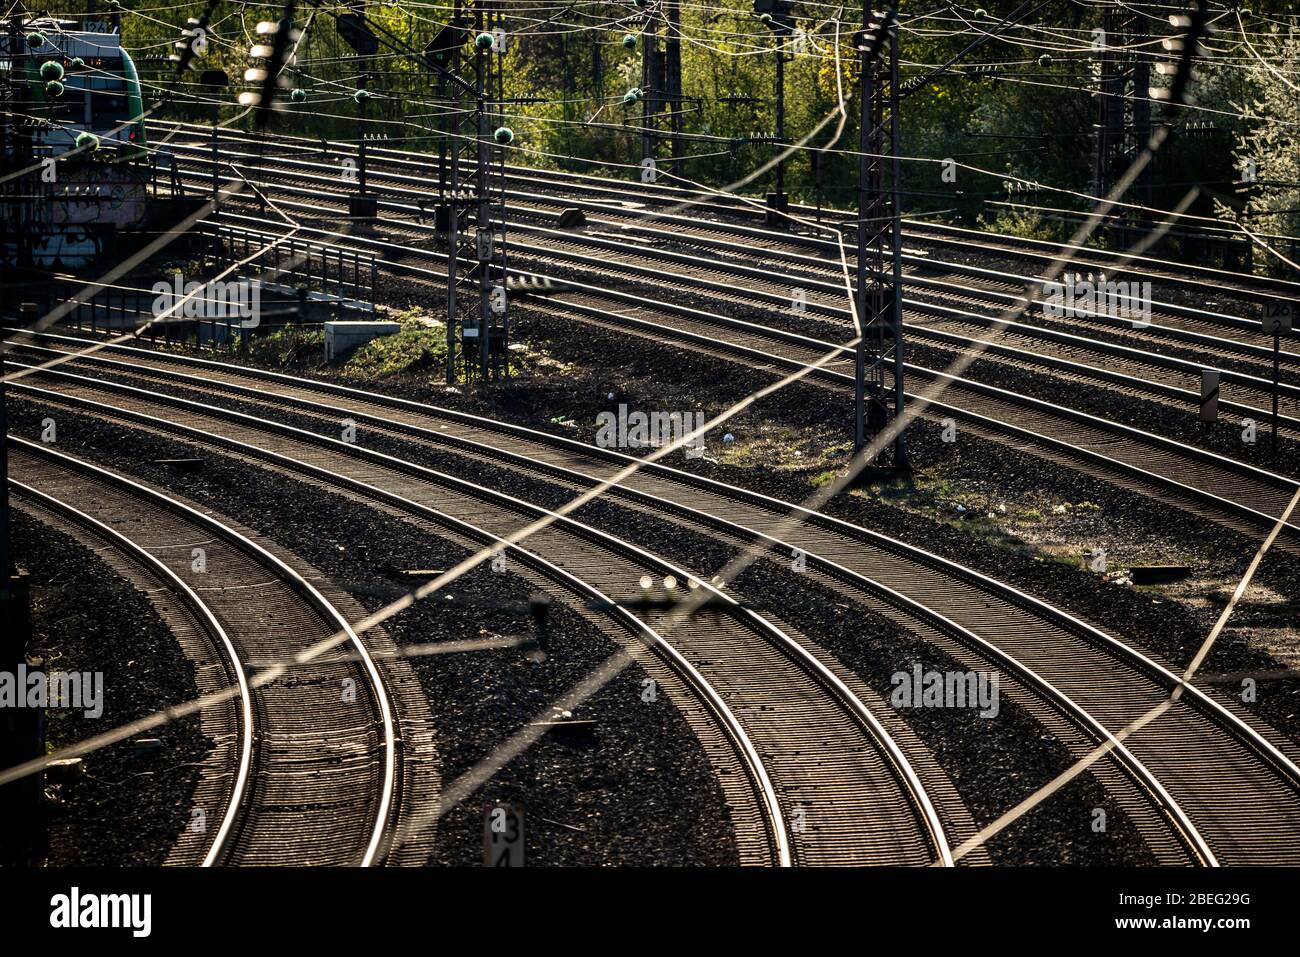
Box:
(437, 2, 508, 382)
(475, 8, 490, 378)
(640, 7, 660, 177)
(1, 7, 39, 859)
(1093, 7, 1151, 233)
(756, 0, 794, 225)
(431, 12, 461, 382)
(665, 0, 683, 173)
(1, 9, 24, 599)
(338, 1, 379, 226)
(853, 2, 906, 470)
(774, 32, 785, 210)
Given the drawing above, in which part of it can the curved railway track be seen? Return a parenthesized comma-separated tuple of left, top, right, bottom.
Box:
(8, 469, 251, 866)
(145, 135, 1300, 473)
(151, 120, 1300, 310)
(4, 354, 958, 868)
(13, 337, 1300, 864)
(154, 121, 1300, 371)
(139, 198, 1300, 547)
(152, 130, 1300, 453)
(7, 438, 398, 866)
(157, 129, 1300, 379)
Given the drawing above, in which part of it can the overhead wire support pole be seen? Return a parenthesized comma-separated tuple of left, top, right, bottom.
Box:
(476, 10, 490, 380)
(887, 13, 906, 470)
(757, 0, 793, 224)
(774, 31, 785, 214)
(853, 2, 906, 471)
(666, 0, 683, 173)
(1, 7, 28, 603)
(1093, 5, 1150, 242)
(337, 0, 379, 226)
(436, 0, 508, 383)
(641, 5, 659, 175)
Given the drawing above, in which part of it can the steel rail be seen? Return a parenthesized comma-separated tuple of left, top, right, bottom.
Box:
(172, 205, 1300, 541)
(152, 120, 1300, 305)
(23, 341, 1264, 864)
(7, 437, 398, 866)
(7, 368, 972, 867)
(7, 473, 255, 867)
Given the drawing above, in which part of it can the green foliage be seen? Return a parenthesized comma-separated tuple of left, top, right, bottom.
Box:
(339, 316, 448, 379)
(1220, 22, 1300, 262)
(26, 0, 1288, 243)
(989, 210, 1059, 242)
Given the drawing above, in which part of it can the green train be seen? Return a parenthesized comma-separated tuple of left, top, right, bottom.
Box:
(3, 18, 150, 267)
(2, 17, 148, 158)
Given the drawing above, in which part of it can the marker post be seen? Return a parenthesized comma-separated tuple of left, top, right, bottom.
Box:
(1262, 301, 1293, 455)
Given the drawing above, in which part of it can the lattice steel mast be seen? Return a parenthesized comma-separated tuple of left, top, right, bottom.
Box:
(1093, 6, 1152, 214)
(853, 3, 906, 469)
(438, 2, 509, 382)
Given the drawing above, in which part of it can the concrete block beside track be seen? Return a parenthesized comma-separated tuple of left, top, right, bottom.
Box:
(324, 320, 400, 362)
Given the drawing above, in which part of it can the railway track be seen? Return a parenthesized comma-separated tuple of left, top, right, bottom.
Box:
(145, 197, 1300, 548)
(5, 352, 960, 867)
(7, 438, 398, 866)
(157, 128, 1300, 383)
(14, 336, 1300, 864)
(154, 122, 1300, 366)
(147, 134, 1300, 468)
(151, 120, 1300, 310)
(9, 466, 250, 866)
(150, 131, 1300, 465)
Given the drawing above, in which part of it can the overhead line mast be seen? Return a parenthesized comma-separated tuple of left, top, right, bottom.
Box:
(1093, 5, 1152, 231)
(853, 2, 906, 471)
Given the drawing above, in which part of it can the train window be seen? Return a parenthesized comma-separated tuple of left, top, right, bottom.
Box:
(89, 70, 128, 123)
(46, 91, 88, 124)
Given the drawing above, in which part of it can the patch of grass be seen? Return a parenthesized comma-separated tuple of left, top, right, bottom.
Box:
(990, 210, 1062, 243)
(341, 316, 447, 379)
(245, 326, 325, 370)
(715, 424, 845, 472)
